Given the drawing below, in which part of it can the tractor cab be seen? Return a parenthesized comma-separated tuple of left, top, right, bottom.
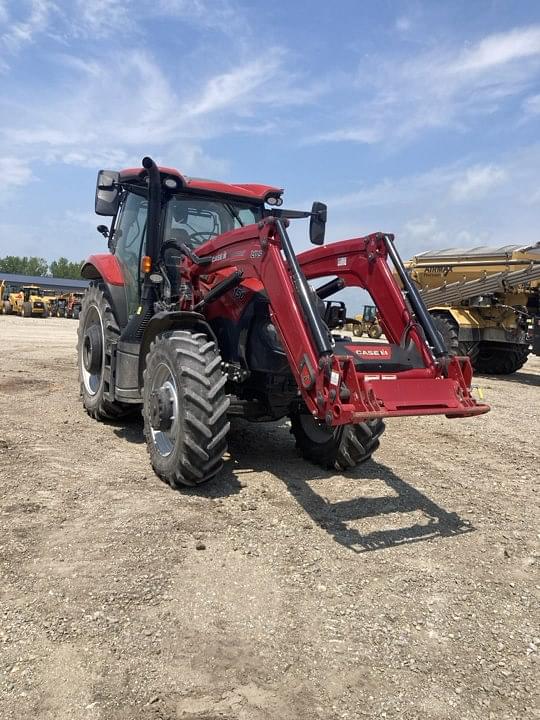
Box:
(362, 305, 377, 323)
(23, 286, 42, 301)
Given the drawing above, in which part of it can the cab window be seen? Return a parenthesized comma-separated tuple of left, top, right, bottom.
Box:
(114, 192, 148, 316)
(163, 197, 261, 248)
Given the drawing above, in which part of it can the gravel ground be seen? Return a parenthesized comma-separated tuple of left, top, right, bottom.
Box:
(0, 315, 538, 720)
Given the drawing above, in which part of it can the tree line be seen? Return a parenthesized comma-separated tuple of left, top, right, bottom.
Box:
(0, 256, 85, 280)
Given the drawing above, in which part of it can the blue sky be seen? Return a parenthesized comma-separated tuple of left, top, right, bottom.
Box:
(1, 0, 540, 269)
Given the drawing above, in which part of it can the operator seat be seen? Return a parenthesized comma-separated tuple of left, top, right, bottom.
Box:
(162, 228, 192, 297)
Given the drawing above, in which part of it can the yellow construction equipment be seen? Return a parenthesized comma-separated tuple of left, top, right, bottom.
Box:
(4, 285, 49, 318)
(406, 243, 540, 374)
(42, 289, 60, 316)
(351, 304, 383, 338)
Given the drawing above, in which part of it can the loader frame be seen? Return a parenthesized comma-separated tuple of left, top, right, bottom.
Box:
(180, 219, 487, 424)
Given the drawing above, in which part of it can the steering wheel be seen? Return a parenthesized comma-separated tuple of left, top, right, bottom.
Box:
(186, 231, 216, 246)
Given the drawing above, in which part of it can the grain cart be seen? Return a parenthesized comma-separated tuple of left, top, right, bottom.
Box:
(78, 157, 488, 487)
(4, 285, 49, 317)
(407, 244, 540, 374)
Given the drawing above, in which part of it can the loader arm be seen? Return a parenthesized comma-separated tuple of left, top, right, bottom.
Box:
(186, 218, 489, 425)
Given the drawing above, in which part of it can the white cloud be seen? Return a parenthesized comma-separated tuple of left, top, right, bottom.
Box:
(69, 0, 135, 39)
(308, 126, 382, 145)
(0, 157, 34, 204)
(0, 155, 33, 183)
(188, 51, 285, 117)
(319, 147, 540, 260)
(451, 26, 540, 73)
(312, 25, 540, 146)
(450, 164, 506, 201)
(0, 0, 52, 54)
(0, 1, 9, 25)
(523, 93, 540, 116)
(0, 42, 316, 181)
(395, 16, 412, 33)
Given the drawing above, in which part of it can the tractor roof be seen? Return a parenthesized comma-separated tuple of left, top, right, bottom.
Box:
(119, 166, 283, 203)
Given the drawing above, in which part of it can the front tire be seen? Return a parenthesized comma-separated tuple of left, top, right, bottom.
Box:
(368, 323, 382, 339)
(2, 301, 11, 315)
(77, 281, 132, 420)
(22, 302, 32, 317)
(290, 412, 385, 470)
(143, 331, 230, 488)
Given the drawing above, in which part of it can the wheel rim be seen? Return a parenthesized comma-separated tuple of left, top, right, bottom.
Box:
(298, 413, 339, 444)
(149, 362, 179, 457)
(80, 305, 104, 396)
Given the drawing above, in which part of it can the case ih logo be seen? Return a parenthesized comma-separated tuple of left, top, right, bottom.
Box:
(346, 344, 392, 359)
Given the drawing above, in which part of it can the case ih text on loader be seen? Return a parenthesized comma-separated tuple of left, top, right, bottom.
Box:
(77, 157, 489, 488)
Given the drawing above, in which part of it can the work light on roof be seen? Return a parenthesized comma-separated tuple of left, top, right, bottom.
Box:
(266, 194, 283, 206)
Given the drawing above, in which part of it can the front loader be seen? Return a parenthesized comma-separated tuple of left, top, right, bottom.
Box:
(78, 157, 488, 488)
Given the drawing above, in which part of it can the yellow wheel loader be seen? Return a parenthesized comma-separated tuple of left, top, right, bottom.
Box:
(6, 285, 49, 318)
(351, 305, 383, 338)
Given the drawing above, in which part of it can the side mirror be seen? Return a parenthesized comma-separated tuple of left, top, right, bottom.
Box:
(95, 170, 120, 216)
(309, 201, 327, 245)
(97, 224, 109, 238)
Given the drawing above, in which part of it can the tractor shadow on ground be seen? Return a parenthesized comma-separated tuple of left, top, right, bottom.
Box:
(476, 370, 540, 387)
(112, 417, 145, 444)
(225, 420, 475, 554)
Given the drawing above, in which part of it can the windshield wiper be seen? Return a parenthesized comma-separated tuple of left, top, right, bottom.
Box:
(225, 203, 244, 227)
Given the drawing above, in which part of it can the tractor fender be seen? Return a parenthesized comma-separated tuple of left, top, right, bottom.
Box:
(81, 254, 124, 286)
(138, 311, 218, 387)
(81, 254, 128, 328)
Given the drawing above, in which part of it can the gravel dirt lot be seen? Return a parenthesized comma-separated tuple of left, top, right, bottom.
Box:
(0, 315, 538, 720)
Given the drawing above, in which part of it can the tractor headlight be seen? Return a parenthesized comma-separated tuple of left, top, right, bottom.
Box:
(265, 193, 283, 206)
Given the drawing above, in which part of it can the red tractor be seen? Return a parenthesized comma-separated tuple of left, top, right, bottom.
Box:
(78, 157, 488, 488)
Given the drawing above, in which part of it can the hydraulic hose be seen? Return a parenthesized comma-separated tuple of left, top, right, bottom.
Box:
(384, 234, 448, 358)
(275, 218, 332, 357)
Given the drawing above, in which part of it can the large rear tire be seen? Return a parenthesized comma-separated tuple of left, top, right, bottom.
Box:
(474, 342, 529, 375)
(290, 412, 385, 470)
(142, 331, 230, 488)
(2, 301, 12, 315)
(430, 311, 479, 362)
(368, 323, 383, 339)
(77, 281, 132, 420)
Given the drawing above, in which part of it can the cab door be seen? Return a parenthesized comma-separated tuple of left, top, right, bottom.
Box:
(113, 192, 148, 318)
